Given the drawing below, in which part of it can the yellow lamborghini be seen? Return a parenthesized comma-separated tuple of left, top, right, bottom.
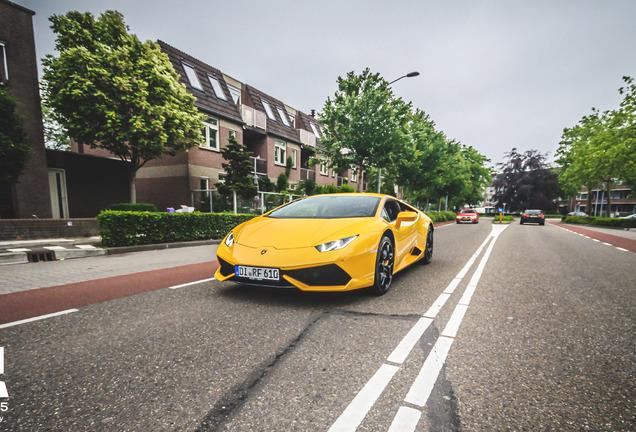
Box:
(214, 193, 434, 295)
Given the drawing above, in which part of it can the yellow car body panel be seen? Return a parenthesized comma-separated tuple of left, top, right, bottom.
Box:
(214, 194, 433, 292)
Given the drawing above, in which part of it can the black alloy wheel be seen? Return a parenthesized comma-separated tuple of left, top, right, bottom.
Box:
(372, 236, 394, 295)
(421, 227, 434, 265)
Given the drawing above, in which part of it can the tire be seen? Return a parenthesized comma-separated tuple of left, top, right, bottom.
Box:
(421, 226, 434, 265)
(540, 221, 545, 226)
(520, 220, 524, 225)
(371, 235, 394, 295)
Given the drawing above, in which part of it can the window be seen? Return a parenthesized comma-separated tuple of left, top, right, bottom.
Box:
(320, 159, 329, 175)
(0, 42, 7, 82)
(310, 122, 321, 138)
(276, 106, 291, 127)
(261, 99, 276, 121)
(351, 169, 357, 182)
(275, 140, 287, 165)
(228, 84, 241, 105)
(207, 75, 227, 101)
(201, 117, 219, 150)
(291, 149, 297, 169)
(288, 113, 296, 128)
(382, 199, 401, 223)
(229, 129, 237, 141)
(182, 62, 204, 92)
(200, 177, 210, 190)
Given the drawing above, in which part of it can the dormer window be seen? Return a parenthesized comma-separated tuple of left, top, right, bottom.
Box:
(261, 99, 276, 121)
(276, 106, 291, 127)
(207, 75, 227, 101)
(182, 62, 203, 92)
(310, 122, 321, 138)
(228, 84, 241, 105)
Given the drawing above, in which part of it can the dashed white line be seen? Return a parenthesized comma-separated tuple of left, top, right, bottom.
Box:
(327, 364, 399, 432)
(169, 277, 216, 289)
(404, 336, 454, 407)
(387, 406, 421, 432)
(0, 309, 78, 330)
(387, 317, 433, 364)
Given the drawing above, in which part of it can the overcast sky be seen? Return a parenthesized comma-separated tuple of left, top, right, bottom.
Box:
(15, 0, 636, 166)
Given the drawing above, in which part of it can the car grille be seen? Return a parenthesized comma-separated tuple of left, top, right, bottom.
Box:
(217, 257, 235, 277)
(285, 264, 352, 286)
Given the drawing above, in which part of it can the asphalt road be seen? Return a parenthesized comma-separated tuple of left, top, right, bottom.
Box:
(0, 221, 634, 431)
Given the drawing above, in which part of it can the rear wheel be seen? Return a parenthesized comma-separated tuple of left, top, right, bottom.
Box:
(371, 236, 394, 295)
(421, 227, 434, 265)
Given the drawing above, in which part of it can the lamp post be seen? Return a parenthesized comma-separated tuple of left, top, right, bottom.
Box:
(377, 71, 420, 193)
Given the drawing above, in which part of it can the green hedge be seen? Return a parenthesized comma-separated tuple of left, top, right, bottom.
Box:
(425, 211, 457, 223)
(97, 211, 256, 247)
(563, 215, 636, 228)
(107, 203, 158, 212)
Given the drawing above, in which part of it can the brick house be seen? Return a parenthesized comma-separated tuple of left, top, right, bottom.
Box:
(0, 0, 51, 219)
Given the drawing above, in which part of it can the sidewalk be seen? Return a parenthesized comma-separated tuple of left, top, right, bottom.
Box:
(0, 236, 220, 265)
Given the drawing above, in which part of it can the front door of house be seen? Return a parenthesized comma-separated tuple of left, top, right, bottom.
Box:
(48, 169, 69, 218)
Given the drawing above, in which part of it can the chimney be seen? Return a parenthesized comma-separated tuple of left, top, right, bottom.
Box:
(311, 109, 316, 117)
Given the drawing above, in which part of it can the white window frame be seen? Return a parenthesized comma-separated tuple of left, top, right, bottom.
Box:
(291, 149, 297, 169)
(182, 62, 204, 92)
(201, 117, 219, 151)
(261, 99, 276, 121)
(228, 84, 241, 105)
(276, 106, 291, 127)
(228, 129, 237, 141)
(207, 75, 227, 101)
(320, 159, 329, 176)
(274, 140, 287, 166)
(350, 169, 357, 182)
(310, 122, 321, 138)
(0, 42, 8, 82)
(288, 113, 296, 128)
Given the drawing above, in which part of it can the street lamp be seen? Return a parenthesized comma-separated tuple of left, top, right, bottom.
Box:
(378, 71, 420, 193)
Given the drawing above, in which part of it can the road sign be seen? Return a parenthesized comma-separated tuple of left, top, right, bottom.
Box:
(497, 207, 503, 213)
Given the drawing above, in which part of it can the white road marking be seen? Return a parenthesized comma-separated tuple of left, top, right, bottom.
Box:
(440, 304, 468, 338)
(169, 278, 216, 289)
(387, 317, 433, 364)
(76, 245, 97, 249)
(617, 247, 628, 252)
(7, 248, 30, 252)
(43, 246, 66, 251)
(387, 406, 421, 432)
(327, 364, 399, 432)
(329, 225, 508, 432)
(0, 309, 78, 330)
(404, 336, 454, 407)
(602, 242, 612, 246)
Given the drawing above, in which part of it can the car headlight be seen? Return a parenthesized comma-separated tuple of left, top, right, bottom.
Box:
(224, 231, 235, 247)
(315, 235, 357, 252)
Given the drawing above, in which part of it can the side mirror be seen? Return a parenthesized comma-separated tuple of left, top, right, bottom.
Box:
(396, 211, 417, 228)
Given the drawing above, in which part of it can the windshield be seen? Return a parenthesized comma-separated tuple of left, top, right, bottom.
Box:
(524, 210, 542, 214)
(267, 195, 381, 219)
(459, 209, 475, 214)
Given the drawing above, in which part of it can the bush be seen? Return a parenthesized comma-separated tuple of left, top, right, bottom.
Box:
(107, 203, 158, 212)
(97, 211, 255, 247)
(337, 184, 355, 193)
(425, 211, 456, 223)
(563, 215, 636, 228)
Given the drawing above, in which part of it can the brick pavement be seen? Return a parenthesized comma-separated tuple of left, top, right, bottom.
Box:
(0, 244, 219, 295)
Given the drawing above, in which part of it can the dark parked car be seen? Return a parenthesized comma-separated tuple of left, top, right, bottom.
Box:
(520, 209, 545, 225)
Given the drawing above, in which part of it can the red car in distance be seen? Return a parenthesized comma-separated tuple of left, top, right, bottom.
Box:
(456, 208, 479, 224)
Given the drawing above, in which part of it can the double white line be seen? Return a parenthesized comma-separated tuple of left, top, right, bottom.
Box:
(329, 224, 508, 432)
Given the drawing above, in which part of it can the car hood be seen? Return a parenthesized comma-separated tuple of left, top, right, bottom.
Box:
(235, 217, 372, 249)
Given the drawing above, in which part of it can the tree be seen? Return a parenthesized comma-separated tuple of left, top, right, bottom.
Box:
(319, 68, 412, 191)
(41, 10, 203, 202)
(493, 148, 560, 212)
(217, 135, 257, 198)
(556, 76, 636, 216)
(41, 101, 70, 150)
(0, 87, 32, 186)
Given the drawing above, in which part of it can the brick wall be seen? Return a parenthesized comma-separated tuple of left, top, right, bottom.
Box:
(0, 218, 98, 241)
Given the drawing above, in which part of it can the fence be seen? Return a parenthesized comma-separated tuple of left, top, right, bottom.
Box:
(191, 189, 303, 215)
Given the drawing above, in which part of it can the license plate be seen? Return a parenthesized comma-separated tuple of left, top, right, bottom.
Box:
(235, 265, 279, 281)
(462, 217, 470, 220)
(530, 215, 537, 218)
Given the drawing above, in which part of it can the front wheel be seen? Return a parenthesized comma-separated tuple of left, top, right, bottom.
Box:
(371, 236, 394, 295)
(420, 226, 434, 265)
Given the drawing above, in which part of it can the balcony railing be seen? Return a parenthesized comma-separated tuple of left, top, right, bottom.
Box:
(298, 129, 316, 147)
(300, 168, 316, 182)
(250, 156, 267, 175)
(242, 105, 267, 130)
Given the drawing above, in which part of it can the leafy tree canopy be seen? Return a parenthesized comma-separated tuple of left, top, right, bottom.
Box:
(319, 68, 412, 191)
(493, 148, 560, 212)
(0, 87, 32, 186)
(41, 10, 204, 202)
